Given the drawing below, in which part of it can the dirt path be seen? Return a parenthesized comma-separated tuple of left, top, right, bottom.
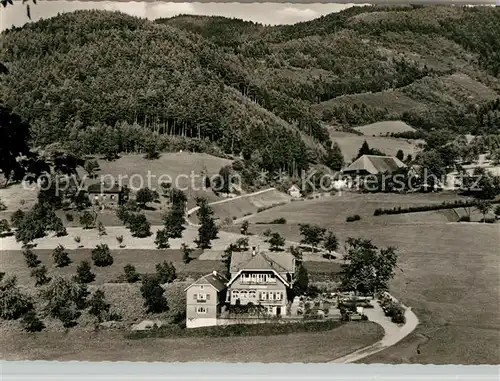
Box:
(329, 296, 419, 363)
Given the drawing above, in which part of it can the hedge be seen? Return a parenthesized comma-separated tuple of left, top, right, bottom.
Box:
(374, 199, 500, 216)
(127, 319, 344, 339)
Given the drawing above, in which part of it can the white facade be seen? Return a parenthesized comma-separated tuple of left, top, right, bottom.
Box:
(288, 185, 302, 198)
(186, 317, 217, 328)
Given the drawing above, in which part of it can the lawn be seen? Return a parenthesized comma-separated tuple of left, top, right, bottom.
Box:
(0, 321, 383, 362)
(224, 201, 500, 365)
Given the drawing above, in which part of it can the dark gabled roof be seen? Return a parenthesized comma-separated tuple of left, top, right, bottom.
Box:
(87, 183, 122, 194)
(230, 251, 295, 274)
(185, 272, 228, 292)
(343, 155, 406, 175)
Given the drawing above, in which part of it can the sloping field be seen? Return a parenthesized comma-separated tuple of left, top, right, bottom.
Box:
(225, 205, 500, 364)
(194, 188, 292, 223)
(0, 321, 383, 362)
(0, 248, 222, 286)
(78, 152, 232, 208)
(353, 121, 416, 136)
(244, 192, 468, 226)
(328, 130, 422, 162)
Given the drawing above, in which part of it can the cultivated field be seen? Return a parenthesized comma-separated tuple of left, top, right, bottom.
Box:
(0, 321, 383, 362)
(353, 120, 416, 136)
(328, 130, 422, 162)
(222, 196, 500, 365)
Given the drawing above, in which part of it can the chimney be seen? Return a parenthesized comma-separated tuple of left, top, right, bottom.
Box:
(252, 246, 256, 256)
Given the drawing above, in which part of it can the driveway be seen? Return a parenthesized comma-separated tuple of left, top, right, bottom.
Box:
(329, 297, 419, 363)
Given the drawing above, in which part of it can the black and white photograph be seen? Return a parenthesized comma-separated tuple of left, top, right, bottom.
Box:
(0, 0, 499, 369)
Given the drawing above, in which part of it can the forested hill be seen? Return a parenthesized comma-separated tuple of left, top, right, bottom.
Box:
(1, 5, 499, 174)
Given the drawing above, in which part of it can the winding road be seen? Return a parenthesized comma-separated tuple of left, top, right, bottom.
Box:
(330, 298, 419, 363)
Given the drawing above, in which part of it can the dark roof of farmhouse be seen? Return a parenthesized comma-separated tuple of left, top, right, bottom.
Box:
(343, 155, 406, 175)
(87, 182, 122, 194)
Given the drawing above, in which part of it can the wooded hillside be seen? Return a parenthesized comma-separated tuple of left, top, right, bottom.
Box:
(1, 5, 499, 173)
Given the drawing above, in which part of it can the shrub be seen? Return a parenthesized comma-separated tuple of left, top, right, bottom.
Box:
(155, 228, 170, 249)
(124, 264, 140, 283)
(140, 275, 169, 313)
(0, 276, 34, 320)
(374, 200, 500, 216)
(482, 217, 496, 224)
(459, 216, 471, 222)
(31, 265, 51, 286)
(40, 276, 88, 327)
(91, 244, 113, 267)
(128, 213, 151, 237)
(74, 260, 96, 284)
(346, 215, 361, 222)
(97, 221, 107, 236)
(58, 306, 81, 328)
(127, 319, 343, 339)
(181, 243, 194, 264)
(23, 248, 41, 268)
(52, 244, 71, 267)
(0, 219, 11, 236)
(10, 209, 25, 228)
(156, 261, 177, 284)
(88, 289, 110, 322)
(270, 217, 287, 224)
(22, 311, 45, 332)
(79, 211, 95, 229)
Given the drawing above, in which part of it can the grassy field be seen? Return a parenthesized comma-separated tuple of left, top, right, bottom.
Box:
(240, 192, 471, 227)
(0, 152, 232, 222)
(201, 188, 291, 223)
(353, 120, 416, 136)
(222, 196, 500, 365)
(328, 130, 422, 162)
(0, 321, 383, 362)
(0, 248, 224, 286)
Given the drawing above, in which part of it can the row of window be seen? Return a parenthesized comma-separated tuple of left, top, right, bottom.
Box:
(196, 307, 208, 313)
(94, 194, 117, 200)
(231, 290, 283, 301)
(241, 273, 276, 283)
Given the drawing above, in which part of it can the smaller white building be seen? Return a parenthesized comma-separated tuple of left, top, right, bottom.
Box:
(288, 184, 302, 198)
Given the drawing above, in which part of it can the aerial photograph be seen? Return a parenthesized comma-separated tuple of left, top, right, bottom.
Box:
(0, 0, 499, 367)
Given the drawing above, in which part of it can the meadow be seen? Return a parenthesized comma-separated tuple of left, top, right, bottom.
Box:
(223, 196, 500, 365)
(241, 192, 471, 226)
(328, 130, 422, 162)
(0, 321, 383, 362)
(353, 120, 416, 136)
(0, 152, 232, 222)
